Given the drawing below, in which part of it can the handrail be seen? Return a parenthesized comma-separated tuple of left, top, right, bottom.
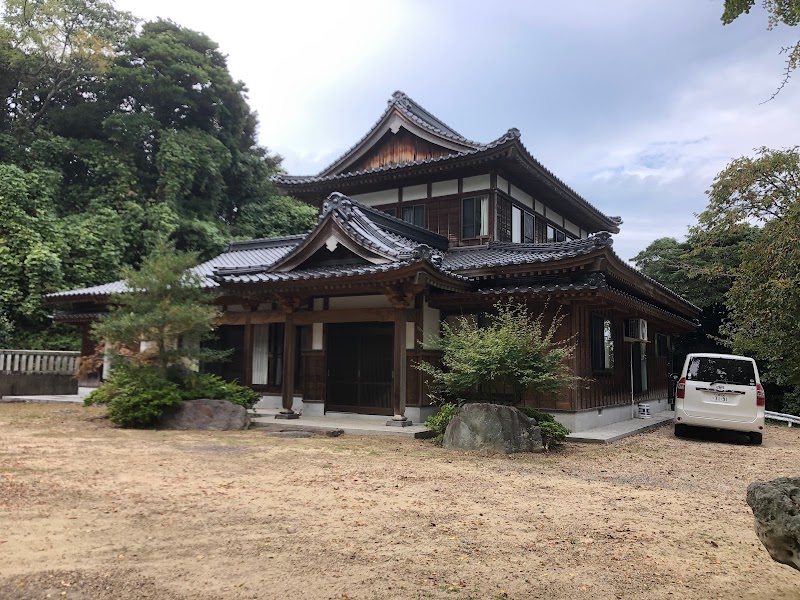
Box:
(0, 349, 80, 374)
(765, 410, 800, 428)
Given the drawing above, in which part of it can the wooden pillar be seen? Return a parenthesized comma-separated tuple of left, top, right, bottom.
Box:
(243, 311, 253, 387)
(80, 323, 94, 357)
(276, 311, 299, 419)
(388, 308, 411, 426)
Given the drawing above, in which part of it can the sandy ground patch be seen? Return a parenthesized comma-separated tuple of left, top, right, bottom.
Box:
(0, 403, 798, 599)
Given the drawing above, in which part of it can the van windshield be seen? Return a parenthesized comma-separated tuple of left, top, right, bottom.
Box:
(687, 357, 756, 386)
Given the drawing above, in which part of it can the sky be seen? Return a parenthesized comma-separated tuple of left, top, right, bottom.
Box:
(116, 0, 800, 262)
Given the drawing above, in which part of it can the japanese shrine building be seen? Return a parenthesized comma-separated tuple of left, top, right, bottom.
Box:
(49, 91, 699, 431)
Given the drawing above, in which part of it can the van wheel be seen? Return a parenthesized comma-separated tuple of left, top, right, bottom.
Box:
(674, 423, 688, 437)
(749, 432, 763, 445)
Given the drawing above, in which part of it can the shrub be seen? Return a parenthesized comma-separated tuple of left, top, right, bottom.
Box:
(415, 302, 577, 405)
(518, 407, 555, 423)
(538, 420, 570, 450)
(180, 373, 261, 409)
(87, 364, 183, 427)
(424, 402, 459, 444)
(517, 406, 570, 450)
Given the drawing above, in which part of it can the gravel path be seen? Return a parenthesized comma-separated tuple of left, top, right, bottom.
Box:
(0, 404, 797, 599)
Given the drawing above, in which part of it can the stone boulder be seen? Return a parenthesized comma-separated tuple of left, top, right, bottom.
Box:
(746, 477, 800, 572)
(160, 399, 250, 431)
(443, 403, 543, 454)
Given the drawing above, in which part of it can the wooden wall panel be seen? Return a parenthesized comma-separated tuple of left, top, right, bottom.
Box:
(406, 350, 442, 407)
(302, 350, 326, 402)
(497, 197, 512, 242)
(348, 129, 453, 173)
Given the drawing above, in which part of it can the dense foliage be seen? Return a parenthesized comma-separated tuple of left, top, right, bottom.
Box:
(416, 302, 577, 405)
(631, 227, 758, 369)
(0, 1, 316, 349)
(635, 147, 800, 412)
(695, 147, 800, 389)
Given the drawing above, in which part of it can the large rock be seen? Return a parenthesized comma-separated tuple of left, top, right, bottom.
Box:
(443, 403, 543, 454)
(160, 399, 250, 431)
(746, 477, 800, 572)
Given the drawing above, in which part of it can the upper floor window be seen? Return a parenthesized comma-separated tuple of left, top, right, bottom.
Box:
(463, 195, 489, 238)
(523, 212, 535, 243)
(546, 224, 567, 243)
(382, 207, 397, 218)
(402, 205, 425, 228)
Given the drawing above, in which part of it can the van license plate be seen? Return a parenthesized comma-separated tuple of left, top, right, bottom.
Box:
(713, 395, 729, 403)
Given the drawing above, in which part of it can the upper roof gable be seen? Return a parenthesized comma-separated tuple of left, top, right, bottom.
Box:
(318, 91, 484, 177)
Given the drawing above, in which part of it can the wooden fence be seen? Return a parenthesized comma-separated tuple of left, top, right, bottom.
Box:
(0, 349, 80, 375)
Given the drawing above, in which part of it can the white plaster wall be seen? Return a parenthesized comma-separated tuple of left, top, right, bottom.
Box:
(402, 184, 427, 201)
(312, 298, 324, 310)
(422, 298, 441, 349)
(496, 176, 509, 194)
(511, 207, 522, 243)
(312, 323, 323, 350)
(462, 174, 490, 192)
(405, 322, 415, 350)
(510, 184, 534, 210)
(565, 219, 580, 236)
(431, 179, 458, 197)
(328, 295, 393, 309)
(350, 189, 399, 206)
(546, 207, 564, 226)
(534, 199, 544, 215)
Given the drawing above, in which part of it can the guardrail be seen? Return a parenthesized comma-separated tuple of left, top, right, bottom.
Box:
(0, 349, 80, 375)
(765, 411, 800, 428)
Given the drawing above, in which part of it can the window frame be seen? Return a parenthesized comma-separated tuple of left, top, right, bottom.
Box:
(401, 204, 425, 228)
(523, 211, 535, 243)
(462, 195, 489, 239)
(546, 223, 567, 243)
(591, 314, 615, 372)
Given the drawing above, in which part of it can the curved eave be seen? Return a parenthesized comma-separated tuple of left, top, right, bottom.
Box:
(219, 260, 470, 295)
(600, 249, 700, 320)
(505, 140, 622, 234)
(275, 137, 621, 234)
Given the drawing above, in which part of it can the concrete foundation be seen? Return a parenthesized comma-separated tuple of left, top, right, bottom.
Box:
(550, 396, 670, 432)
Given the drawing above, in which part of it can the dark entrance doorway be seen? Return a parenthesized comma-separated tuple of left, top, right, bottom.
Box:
(326, 322, 393, 415)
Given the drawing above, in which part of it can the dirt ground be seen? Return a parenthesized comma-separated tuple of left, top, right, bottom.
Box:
(1, 404, 798, 600)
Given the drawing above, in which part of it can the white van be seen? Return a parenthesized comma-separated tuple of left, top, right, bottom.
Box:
(674, 353, 765, 444)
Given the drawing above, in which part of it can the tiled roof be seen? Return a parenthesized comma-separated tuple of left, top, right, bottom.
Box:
(442, 234, 613, 271)
(314, 91, 484, 178)
(216, 261, 415, 284)
(46, 235, 304, 299)
(473, 277, 608, 295)
(273, 128, 518, 186)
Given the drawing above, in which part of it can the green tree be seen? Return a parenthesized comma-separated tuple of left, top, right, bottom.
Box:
(694, 146, 800, 387)
(721, 0, 800, 97)
(0, 6, 315, 349)
(92, 242, 222, 377)
(416, 302, 577, 405)
(0, 0, 137, 137)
